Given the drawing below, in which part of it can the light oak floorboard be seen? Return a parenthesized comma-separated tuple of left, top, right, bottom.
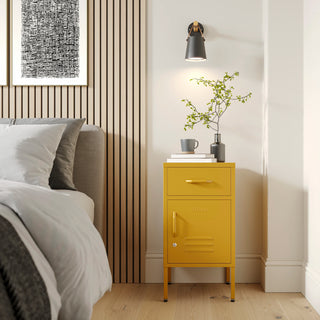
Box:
(92, 284, 320, 320)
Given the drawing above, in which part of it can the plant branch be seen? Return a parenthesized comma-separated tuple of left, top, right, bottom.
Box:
(182, 72, 252, 133)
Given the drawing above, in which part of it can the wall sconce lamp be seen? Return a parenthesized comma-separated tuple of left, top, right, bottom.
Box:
(185, 21, 207, 61)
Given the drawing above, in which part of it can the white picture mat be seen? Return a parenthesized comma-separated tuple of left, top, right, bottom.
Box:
(12, 0, 87, 86)
(0, 0, 7, 86)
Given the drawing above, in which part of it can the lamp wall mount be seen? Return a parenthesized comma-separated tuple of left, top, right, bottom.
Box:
(187, 21, 204, 39)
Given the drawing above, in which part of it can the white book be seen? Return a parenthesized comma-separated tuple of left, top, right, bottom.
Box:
(170, 153, 215, 159)
(167, 158, 217, 163)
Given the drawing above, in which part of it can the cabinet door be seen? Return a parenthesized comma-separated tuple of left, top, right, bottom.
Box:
(167, 200, 231, 264)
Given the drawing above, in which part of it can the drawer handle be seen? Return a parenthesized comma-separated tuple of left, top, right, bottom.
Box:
(173, 211, 177, 237)
(185, 179, 213, 184)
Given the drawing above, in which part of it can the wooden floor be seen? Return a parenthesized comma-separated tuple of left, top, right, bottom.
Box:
(91, 283, 320, 320)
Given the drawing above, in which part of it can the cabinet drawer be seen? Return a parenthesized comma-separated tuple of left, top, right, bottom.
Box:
(167, 167, 230, 196)
(167, 200, 231, 264)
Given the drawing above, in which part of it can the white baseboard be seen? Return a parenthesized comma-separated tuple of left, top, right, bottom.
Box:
(145, 251, 261, 283)
(304, 264, 320, 315)
(146, 252, 305, 293)
(262, 257, 302, 292)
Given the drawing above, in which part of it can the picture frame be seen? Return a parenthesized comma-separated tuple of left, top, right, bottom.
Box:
(0, 0, 7, 86)
(12, 0, 87, 86)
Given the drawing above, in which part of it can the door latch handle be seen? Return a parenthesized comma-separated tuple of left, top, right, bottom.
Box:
(173, 211, 176, 237)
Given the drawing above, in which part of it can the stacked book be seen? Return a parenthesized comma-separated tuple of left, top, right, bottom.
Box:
(167, 153, 217, 163)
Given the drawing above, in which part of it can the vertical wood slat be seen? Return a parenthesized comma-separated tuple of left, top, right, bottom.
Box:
(100, 0, 107, 132)
(100, 0, 107, 248)
(61, 87, 68, 118)
(140, 0, 146, 284)
(2, 86, 8, 118)
(113, 0, 120, 284)
(107, 0, 114, 279)
(0, 0, 146, 284)
(35, 87, 42, 117)
(9, 0, 14, 119)
(87, 0, 94, 125)
(75, 87, 81, 119)
(133, 0, 140, 283)
(15, 86, 22, 118)
(29, 87, 35, 118)
(120, 0, 127, 283)
(126, 0, 134, 284)
(94, 0, 101, 127)
(42, 87, 48, 118)
(9, 85, 15, 118)
(48, 87, 55, 118)
(55, 87, 61, 118)
(81, 86, 87, 121)
(22, 87, 28, 118)
(69, 87, 75, 118)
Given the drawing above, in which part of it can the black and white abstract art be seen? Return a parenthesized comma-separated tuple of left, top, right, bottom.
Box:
(13, 0, 87, 85)
(0, 0, 7, 86)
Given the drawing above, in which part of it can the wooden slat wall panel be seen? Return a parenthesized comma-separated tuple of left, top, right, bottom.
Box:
(113, 0, 120, 283)
(120, 0, 127, 283)
(133, 0, 140, 283)
(107, 0, 114, 279)
(1, 0, 146, 283)
(140, 0, 146, 284)
(126, 0, 134, 284)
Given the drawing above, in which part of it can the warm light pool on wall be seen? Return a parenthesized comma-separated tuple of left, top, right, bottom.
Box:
(185, 21, 207, 61)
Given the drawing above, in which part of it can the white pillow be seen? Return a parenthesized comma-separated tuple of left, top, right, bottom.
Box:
(0, 124, 66, 188)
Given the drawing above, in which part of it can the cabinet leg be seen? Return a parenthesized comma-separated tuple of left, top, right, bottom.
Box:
(163, 267, 168, 302)
(230, 267, 235, 302)
(168, 267, 172, 284)
(225, 267, 230, 284)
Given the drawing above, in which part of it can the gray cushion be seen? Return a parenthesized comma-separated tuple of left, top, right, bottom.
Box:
(0, 119, 12, 124)
(15, 118, 85, 190)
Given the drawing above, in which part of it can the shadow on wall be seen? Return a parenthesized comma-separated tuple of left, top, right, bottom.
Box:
(203, 25, 264, 83)
(235, 168, 263, 256)
(260, 175, 304, 292)
(266, 175, 304, 257)
(205, 25, 263, 46)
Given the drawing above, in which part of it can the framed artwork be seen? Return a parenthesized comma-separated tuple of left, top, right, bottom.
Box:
(0, 0, 7, 86)
(12, 0, 87, 86)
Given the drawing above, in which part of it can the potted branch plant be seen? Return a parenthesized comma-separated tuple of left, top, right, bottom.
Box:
(182, 72, 252, 162)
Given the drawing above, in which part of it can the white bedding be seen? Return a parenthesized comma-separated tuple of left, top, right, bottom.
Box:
(0, 180, 112, 320)
(55, 190, 95, 222)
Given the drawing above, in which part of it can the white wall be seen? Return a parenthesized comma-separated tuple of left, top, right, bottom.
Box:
(262, 0, 304, 292)
(303, 0, 320, 314)
(146, 0, 263, 283)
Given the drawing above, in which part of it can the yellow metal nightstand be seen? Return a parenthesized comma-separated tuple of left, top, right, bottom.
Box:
(163, 163, 235, 302)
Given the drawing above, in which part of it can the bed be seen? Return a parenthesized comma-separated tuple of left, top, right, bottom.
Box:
(0, 122, 112, 320)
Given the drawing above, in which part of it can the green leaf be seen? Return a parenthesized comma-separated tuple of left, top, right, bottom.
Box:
(182, 72, 251, 131)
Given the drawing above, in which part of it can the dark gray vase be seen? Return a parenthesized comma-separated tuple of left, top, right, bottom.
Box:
(210, 133, 225, 162)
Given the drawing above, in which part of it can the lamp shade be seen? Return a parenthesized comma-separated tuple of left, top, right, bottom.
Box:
(185, 31, 207, 61)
